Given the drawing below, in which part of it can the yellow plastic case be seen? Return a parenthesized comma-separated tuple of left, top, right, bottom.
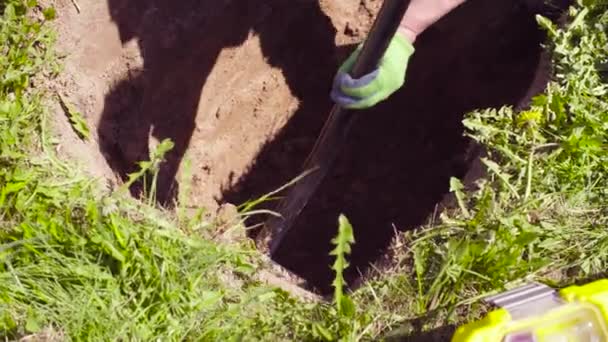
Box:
(452, 279, 608, 342)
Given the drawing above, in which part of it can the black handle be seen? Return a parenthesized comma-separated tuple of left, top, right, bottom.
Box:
(349, 0, 412, 79)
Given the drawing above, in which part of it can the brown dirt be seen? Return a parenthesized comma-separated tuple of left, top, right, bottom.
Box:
(48, 0, 383, 209)
(47, 0, 568, 295)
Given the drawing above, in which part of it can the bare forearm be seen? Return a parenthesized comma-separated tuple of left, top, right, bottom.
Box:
(398, 0, 467, 42)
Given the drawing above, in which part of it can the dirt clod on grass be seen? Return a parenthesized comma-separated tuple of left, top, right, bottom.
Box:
(49, 0, 567, 294)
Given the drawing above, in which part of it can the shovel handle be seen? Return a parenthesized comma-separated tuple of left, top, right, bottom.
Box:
(262, 0, 412, 256)
(349, 0, 412, 79)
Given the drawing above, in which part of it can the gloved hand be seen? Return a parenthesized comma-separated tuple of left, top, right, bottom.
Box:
(330, 33, 415, 110)
(331, 0, 467, 109)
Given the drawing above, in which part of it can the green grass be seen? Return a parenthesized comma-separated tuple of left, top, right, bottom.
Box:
(347, 0, 608, 337)
(0, 0, 607, 340)
(0, 2, 365, 340)
(0, 1, 319, 340)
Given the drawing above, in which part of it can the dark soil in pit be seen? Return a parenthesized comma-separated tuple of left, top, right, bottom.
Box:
(224, 0, 569, 294)
(54, 0, 568, 295)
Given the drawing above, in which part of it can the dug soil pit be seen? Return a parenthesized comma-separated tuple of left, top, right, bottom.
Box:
(48, 0, 567, 295)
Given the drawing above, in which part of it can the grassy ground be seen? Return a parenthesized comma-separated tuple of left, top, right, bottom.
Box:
(1, 0, 607, 341)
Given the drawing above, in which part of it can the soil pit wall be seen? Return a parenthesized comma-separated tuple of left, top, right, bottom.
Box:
(50, 0, 566, 294)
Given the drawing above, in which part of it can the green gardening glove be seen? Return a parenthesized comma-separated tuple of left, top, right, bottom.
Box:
(331, 34, 415, 109)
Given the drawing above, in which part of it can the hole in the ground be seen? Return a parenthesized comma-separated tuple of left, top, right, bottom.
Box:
(223, 0, 569, 295)
(96, 0, 570, 295)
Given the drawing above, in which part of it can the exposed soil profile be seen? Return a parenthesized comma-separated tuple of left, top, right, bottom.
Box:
(48, 0, 569, 294)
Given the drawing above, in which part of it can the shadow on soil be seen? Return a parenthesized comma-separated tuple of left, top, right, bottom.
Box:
(98, 0, 339, 203)
(98, 0, 569, 295)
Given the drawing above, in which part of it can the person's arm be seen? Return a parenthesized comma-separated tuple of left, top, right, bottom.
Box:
(398, 0, 467, 43)
(331, 0, 466, 110)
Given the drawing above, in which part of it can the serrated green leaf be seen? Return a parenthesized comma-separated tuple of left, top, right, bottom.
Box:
(450, 177, 471, 218)
(330, 214, 356, 317)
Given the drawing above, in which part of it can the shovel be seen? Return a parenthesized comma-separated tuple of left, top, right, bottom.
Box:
(259, 0, 413, 256)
